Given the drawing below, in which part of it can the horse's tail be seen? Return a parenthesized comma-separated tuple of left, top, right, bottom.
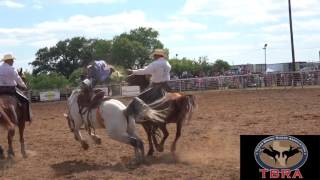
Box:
(125, 97, 170, 124)
(177, 94, 196, 124)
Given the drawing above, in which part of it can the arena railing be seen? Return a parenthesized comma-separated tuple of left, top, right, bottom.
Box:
(27, 70, 320, 102)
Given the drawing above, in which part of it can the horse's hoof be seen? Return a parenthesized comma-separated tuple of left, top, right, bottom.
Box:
(0, 154, 5, 160)
(170, 146, 176, 153)
(81, 142, 89, 150)
(156, 145, 164, 152)
(7, 150, 15, 157)
(22, 152, 28, 158)
(94, 138, 102, 145)
(147, 150, 154, 156)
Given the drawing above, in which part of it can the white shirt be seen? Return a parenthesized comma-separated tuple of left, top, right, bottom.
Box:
(132, 58, 171, 83)
(0, 62, 27, 88)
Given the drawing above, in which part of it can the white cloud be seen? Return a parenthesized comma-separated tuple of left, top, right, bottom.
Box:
(60, 0, 126, 4)
(160, 34, 185, 43)
(262, 19, 320, 34)
(170, 44, 255, 61)
(0, 0, 24, 8)
(0, 38, 20, 46)
(262, 24, 289, 33)
(0, 10, 206, 48)
(195, 32, 239, 40)
(180, 0, 320, 24)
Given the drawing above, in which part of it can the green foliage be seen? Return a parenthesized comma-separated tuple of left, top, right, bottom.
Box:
(110, 37, 141, 68)
(68, 68, 84, 87)
(111, 27, 163, 68)
(213, 59, 231, 73)
(26, 73, 70, 90)
(31, 37, 112, 78)
(169, 57, 213, 77)
(28, 26, 231, 89)
(30, 27, 163, 77)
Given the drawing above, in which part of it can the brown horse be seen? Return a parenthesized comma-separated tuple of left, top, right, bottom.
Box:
(126, 75, 196, 155)
(0, 68, 29, 159)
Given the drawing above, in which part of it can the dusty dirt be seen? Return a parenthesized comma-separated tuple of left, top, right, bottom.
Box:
(1, 88, 320, 180)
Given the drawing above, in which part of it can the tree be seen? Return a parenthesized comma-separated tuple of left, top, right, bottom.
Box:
(197, 56, 213, 76)
(213, 59, 230, 74)
(111, 27, 164, 68)
(169, 56, 214, 77)
(30, 37, 112, 78)
(68, 68, 85, 87)
(91, 39, 112, 61)
(110, 37, 143, 68)
(26, 72, 70, 90)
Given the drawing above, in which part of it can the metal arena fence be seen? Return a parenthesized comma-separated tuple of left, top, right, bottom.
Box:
(28, 70, 320, 102)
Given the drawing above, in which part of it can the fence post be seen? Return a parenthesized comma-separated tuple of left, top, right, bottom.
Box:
(120, 83, 123, 96)
(300, 72, 304, 88)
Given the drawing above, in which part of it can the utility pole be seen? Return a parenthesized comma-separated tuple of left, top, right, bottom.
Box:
(263, 44, 267, 73)
(288, 0, 296, 72)
(318, 50, 320, 69)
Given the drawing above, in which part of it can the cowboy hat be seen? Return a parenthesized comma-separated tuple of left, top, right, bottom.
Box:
(150, 49, 167, 58)
(1, 54, 15, 61)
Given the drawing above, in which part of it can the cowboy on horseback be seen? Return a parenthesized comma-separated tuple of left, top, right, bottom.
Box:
(127, 49, 172, 103)
(77, 60, 114, 121)
(0, 54, 31, 122)
(128, 49, 171, 91)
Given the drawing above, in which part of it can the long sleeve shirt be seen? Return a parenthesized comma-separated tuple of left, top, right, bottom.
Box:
(89, 60, 111, 82)
(132, 58, 171, 83)
(0, 63, 27, 88)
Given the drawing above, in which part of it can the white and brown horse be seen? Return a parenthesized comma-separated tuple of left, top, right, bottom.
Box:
(65, 89, 169, 162)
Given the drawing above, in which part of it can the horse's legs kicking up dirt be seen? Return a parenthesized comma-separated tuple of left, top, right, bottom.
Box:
(0, 145, 5, 159)
(86, 129, 102, 145)
(143, 123, 155, 156)
(18, 120, 27, 158)
(74, 129, 89, 150)
(108, 131, 144, 163)
(171, 121, 182, 153)
(7, 128, 15, 158)
(152, 124, 169, 152)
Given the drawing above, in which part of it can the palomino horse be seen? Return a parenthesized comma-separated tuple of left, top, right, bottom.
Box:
(0, 68, 29, 159)
(65, 89, 169, 162)
(126, 75, 196, 155)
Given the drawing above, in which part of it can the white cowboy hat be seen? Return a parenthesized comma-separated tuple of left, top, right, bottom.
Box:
(150, 49, 167, 58)
(1, 54, 15, 61)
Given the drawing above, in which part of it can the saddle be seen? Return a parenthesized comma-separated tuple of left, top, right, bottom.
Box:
(77, 88, 110, 134)
(77, 88, 109, 113)
(0, 86, 30, 122)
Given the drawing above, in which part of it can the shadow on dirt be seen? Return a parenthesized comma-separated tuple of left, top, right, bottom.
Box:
(0, 158, 15, 177)
(51, 153, 189, 177)
(51, 160, 127, 176)
(143, 153, 189, 166)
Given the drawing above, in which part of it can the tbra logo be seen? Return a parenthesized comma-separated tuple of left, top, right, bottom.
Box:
(254, 135, 308, 179)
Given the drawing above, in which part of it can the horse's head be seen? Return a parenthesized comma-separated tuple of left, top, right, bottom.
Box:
(126, 75, 150, 92)
(17, 68, 27, 84)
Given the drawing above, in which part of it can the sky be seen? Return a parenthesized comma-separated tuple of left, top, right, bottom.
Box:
(0, 0, 319, 71)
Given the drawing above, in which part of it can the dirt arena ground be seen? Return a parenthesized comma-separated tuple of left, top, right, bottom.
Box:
(1, 88, 320, 180)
